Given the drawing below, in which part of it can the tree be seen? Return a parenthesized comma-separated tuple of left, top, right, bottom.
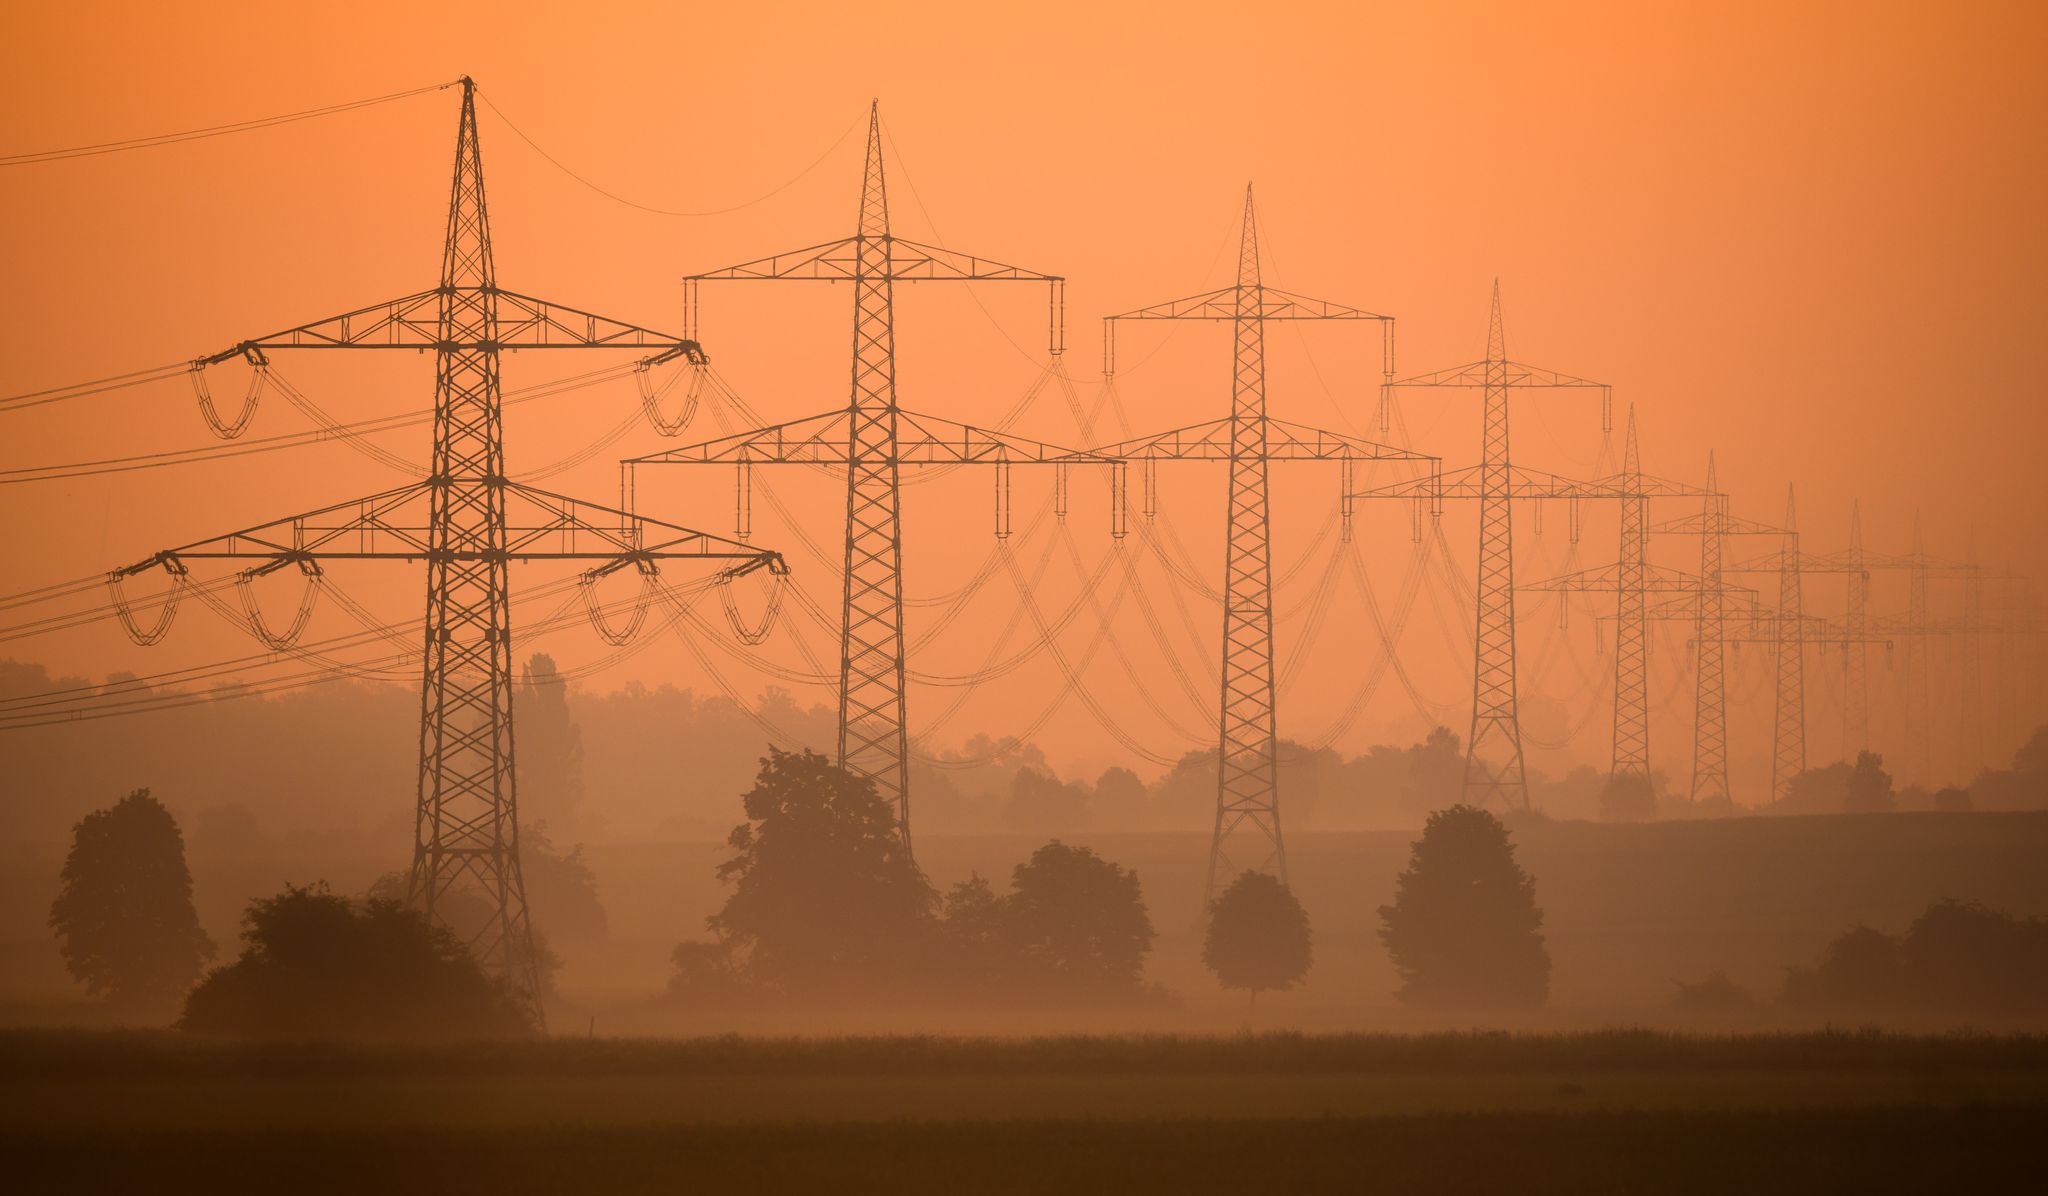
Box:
(706, 748, 936, 994)
(1004, 767, 1089, 834)
(517, 653, 585, 834)
(1598, 773, 1657, 822)
(180, 882, 530, 1039)
(1005, 841, 1155, 994)
(523, 822, 608, 943)
(48, 789, 215, 1010)
(1844, 751, 1895, 814)
(1377, 805, 1550, 1009)
(1203, 870, 1312, 1010)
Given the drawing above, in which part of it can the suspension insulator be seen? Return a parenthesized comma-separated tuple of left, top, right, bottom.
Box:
(190, 351, 268, 440)
(107, 559, 189, 646)
(718, 570, 785, 647)
(236, 559, 322, 650)
(636, 359, 705, 436)
(580, 562, 657, 647)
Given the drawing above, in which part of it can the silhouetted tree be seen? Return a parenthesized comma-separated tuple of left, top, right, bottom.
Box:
(1933, 785, 1973, 813)
(1377, 805, 1550, 1009)
(1773, 761, 1853, 815)
(522, 822, 608, 943)
(1598, 773, 1657, 822)
(938, 873, 1017, 994)
(1203, 870, 1312, 1010)
(363, 870, 563, 997)
(1780, 924, 1901, 1013)
(1006, 841, 1155, 994)
(1004, 767, 1089, 834)
(1399, 727, 1465, 823)
(517, 653, 585, 833)
(181, 882, 529, 1039)
(1669, 970, 1756, 1015)
(665, 939, 754, 1005)
(48, 789, 215, 1010)
(2013, 725, 2048, 777)
(1845, 751, 1895, 814)
(707, 748, 936, 994)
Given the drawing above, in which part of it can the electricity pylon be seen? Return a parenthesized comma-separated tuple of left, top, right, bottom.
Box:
(1357, 284, 1608, 810)
(1728, 510, 1995, 786)
(1092, 185, 1429, 896)
(108, 79, 782, 1023)
(625, 103, 1112, 848)
(1647, 463, 1789, 805)
(1513, 408, 1711, 788)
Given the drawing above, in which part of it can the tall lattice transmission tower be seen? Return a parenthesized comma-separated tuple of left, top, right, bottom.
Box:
(1094, 185, 1428, 895)
(1375, 284, 1608, 809)
(109, 79, 782, 1021)
(627, 103, 1110, 847)
(1518, 408, 1711, 790)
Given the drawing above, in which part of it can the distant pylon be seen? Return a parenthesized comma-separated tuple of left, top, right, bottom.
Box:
(1903, 513, 1932, 783)
(1468, 284, 1525, 805)
(1377, 285, 1607, 810)
(628, 102, 1089, 849)
(1096, 186, 1421, 896)
(1212, 186, 1281, 889)
(1843, 501, 1870, 754)
(1771, 485, 1806, 801)
(838, 105, 912, 819)
(1611, 406, 1650, 784)
(1691, 452, 1731, 805)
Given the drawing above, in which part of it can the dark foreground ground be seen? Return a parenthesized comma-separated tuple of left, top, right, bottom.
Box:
(5, 1030, 2046, 1194)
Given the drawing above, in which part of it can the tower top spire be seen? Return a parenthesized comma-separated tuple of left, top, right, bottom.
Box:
(858, 100, 888, 239)
(1622, 403, 1641, 477)
(1486, 279, 1506, 365)
(1783, 484, 1799, 533)
(1236, 183, 1261, 291)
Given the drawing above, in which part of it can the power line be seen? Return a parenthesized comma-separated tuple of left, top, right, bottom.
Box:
(0, 80, 456, 167)
(476, 88, 860, 218)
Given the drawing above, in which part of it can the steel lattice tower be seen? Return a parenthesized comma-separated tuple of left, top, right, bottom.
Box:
(1214, 188, 1280, 889)
(1610, 408, 1650, 783)
(1095, 186, 1423, 895)
(629, 103, 1098, 847)
(1843, 502, 1871, 754)
(1771, 487, 1806, 802)
(838, 107, 911, 815)
(1381, 285, 1607, 809)
(1691, 453, 1731, 805)
(112, 79, 782, 1022)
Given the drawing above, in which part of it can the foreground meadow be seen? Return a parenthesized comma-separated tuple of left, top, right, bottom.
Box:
(5, 1030, 2045, 1192)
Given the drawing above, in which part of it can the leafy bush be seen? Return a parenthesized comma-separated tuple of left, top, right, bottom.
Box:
(180, 883, 530, 1040)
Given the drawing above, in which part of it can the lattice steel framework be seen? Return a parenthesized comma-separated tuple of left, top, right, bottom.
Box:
(628, 103, 1098, 848)
(1094, 185, 1426, 897)
(1378, 284, 1608, 809)
(112, 79, 782, 1024)
(1772, 488, 1806, 802)
(1512, 410, 1711, 790)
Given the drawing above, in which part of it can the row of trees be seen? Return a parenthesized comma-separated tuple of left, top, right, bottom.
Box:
(48, 769, 1559, 1032)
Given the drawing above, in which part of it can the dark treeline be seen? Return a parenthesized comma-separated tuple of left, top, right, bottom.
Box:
(15, 654, 2039, 850)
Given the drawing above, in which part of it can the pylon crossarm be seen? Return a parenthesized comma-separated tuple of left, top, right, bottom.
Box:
(503, 482, 782, 568)
(1106, 287, 1237, 321)
(688, 235, 1058, 284)
(625, 406, 1115, 467)
(197, 287, 704, 359)
(1106, 285, 1391, 324)
(1095, 416, 1426, 463)
(114, 481, 778, 571)
(1650, 511, 1784, 537)
(1390, 358, 1608, 390)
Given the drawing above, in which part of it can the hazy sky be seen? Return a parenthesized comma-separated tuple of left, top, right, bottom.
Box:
(2, 1, 2042, 786)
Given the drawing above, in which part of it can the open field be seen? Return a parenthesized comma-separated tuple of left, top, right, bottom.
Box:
(4, 1030, 2044, 1193)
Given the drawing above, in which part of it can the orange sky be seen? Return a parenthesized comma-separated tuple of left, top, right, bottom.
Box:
(2, 1, 2043, 790)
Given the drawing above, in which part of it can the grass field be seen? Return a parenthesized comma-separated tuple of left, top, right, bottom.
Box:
(5, 1030, 2045, 1193)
